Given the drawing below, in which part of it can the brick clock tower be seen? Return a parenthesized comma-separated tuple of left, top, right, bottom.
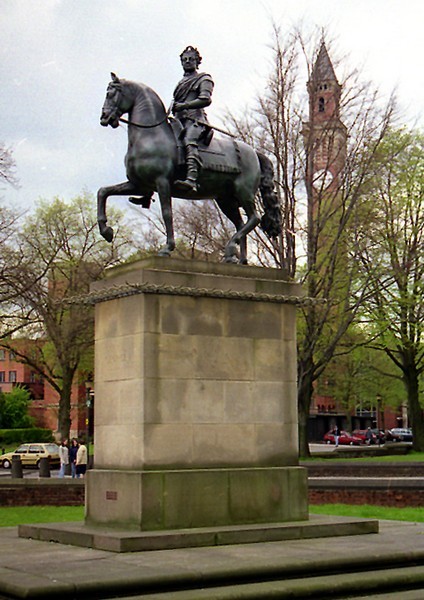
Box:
(303, 42, 347, 198)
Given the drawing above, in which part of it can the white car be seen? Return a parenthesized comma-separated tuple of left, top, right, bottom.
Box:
(0, 443, 60, 469)
(386, 428, 413, 442)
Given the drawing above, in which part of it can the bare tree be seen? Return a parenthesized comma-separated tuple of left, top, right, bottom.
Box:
(225, 24, 397, 456)
(0, 143, 19, 190)
(0, 143, 24, 325)
(129, 199, 233, 262)
(224, 23, 301, 274)
(357, 128, 424, 450)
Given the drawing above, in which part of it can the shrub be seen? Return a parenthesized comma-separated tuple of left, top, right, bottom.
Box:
(0, 428, 54, 446)
(0, 386, 34, 428)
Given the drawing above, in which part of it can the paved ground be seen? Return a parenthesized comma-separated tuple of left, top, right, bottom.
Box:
(1, 519, 424, 599)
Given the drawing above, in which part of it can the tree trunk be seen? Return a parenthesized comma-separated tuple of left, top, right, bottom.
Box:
(297, 364, 314, 458)
(403, 366, 424, 452)
(57, 370, 73, 442)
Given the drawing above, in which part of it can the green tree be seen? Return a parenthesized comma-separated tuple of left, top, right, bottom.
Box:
(0, 193, 134, 440)
(0, 386, 34, 429)
(317, 339, 405, 415)
(357, 128, 424, 450)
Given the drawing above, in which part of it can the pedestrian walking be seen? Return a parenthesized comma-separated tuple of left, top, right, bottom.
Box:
(76, 439, 88, 479)
(333, 425, 340, 448)
(69, 438, 79, 478)
(366, 427, 373, 445)
(58, 439, 69, 478)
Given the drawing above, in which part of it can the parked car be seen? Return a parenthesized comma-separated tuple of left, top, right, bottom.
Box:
(352, 429, 378, 445)
(371, 429, 386, 444)
(385, 428, 413, 443)
(323, 430, 363, 446)
(0, 443, 60, 469)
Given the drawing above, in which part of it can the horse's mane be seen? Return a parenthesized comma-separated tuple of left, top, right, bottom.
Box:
(121, 78, 167, 115)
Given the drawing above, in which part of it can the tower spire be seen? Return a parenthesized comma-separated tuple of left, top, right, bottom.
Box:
(307, 42, 342, 122)
(302, 42, 347, 192)
(309, 42, 338, 84)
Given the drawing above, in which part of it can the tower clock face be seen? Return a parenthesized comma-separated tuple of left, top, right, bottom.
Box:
(313, 169, 333, 189)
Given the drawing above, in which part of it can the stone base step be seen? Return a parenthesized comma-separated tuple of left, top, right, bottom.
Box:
(4, 519, 424, 600)
(122, 565, 424, 599)
(19, 514, 377, 552)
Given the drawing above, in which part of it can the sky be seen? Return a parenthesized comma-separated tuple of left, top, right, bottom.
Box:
(1, 0, 423, 216)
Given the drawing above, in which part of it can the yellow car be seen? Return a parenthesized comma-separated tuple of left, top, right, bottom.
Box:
(0, 443, 60, 469)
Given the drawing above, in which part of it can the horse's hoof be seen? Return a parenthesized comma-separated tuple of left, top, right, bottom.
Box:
(224, 255, 238, 264)
(158, 247, 171, 257)
(99, 224, 114, 243)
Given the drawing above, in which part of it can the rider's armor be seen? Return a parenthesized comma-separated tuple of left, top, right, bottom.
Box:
(172, 72, 214, 192)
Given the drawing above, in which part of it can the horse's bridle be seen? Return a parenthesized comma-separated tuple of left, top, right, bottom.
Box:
(108, 82, 169, 129)
(119, 115, 169, 129)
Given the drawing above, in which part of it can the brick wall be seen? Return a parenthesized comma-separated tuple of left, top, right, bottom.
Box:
(303, 462, 424, 478)
(309, 488, 424, 508)
(1, 474, 423, 509)
(0, 480, 84, 506)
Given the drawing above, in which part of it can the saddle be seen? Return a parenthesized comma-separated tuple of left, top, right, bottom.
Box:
(129, 120, 241, 208)
(169, 118, 241, 175)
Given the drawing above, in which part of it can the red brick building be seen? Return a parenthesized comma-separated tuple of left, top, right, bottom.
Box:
(309, 391, 405, 442)
(0, 343, 92, 439)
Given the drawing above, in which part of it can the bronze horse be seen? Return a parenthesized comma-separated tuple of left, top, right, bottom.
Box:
(98, 73, 282, 263)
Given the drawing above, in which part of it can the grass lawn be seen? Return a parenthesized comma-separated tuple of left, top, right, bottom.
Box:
(310, 503, 424, 522)
(0, 504, 423, 528)
(0, 505, 84, 527)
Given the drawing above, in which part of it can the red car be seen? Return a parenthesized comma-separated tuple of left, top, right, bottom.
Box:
(352, 429, 378, 445)
(323, 430, 363, 446)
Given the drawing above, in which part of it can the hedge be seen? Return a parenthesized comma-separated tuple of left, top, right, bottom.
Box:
(0, 428, 55, 446)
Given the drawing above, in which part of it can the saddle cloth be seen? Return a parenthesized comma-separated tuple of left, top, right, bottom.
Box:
(198, 138, 241, 175)
(170, 119, 241, 175)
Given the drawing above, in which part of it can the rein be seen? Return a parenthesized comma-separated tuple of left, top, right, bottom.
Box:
(119, 115, 168, 129)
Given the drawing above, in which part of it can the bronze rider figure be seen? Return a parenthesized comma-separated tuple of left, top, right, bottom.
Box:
(129, 46, 213, 206)
(172, 46, 214, 192)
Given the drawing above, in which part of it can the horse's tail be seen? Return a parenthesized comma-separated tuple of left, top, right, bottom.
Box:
(256, 152, 282, 239)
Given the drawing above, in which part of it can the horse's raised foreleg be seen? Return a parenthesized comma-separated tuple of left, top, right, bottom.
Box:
(97, 181, 139, 242)
(156, 177, 175, 256)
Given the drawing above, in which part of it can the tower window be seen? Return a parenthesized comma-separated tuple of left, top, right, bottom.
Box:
(318, 97, 325, 112)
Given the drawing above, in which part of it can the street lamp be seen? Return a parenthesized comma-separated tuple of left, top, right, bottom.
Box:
(376, 393, 383, 444)
(85, 382, 94, 443)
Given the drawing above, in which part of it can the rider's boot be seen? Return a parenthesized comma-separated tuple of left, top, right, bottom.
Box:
(175, 146, 200, 192)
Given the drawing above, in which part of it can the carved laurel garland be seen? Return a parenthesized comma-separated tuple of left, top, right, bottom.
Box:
(60, 282, 326, 306)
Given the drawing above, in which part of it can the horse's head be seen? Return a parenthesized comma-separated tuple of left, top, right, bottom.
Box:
(100, 73, 132, 128)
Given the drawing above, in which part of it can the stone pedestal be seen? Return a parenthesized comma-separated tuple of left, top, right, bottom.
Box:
(86, 257, 308, 530)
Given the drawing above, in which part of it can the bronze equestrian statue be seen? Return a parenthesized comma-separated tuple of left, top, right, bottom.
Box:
(97, 49, 282, 264)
